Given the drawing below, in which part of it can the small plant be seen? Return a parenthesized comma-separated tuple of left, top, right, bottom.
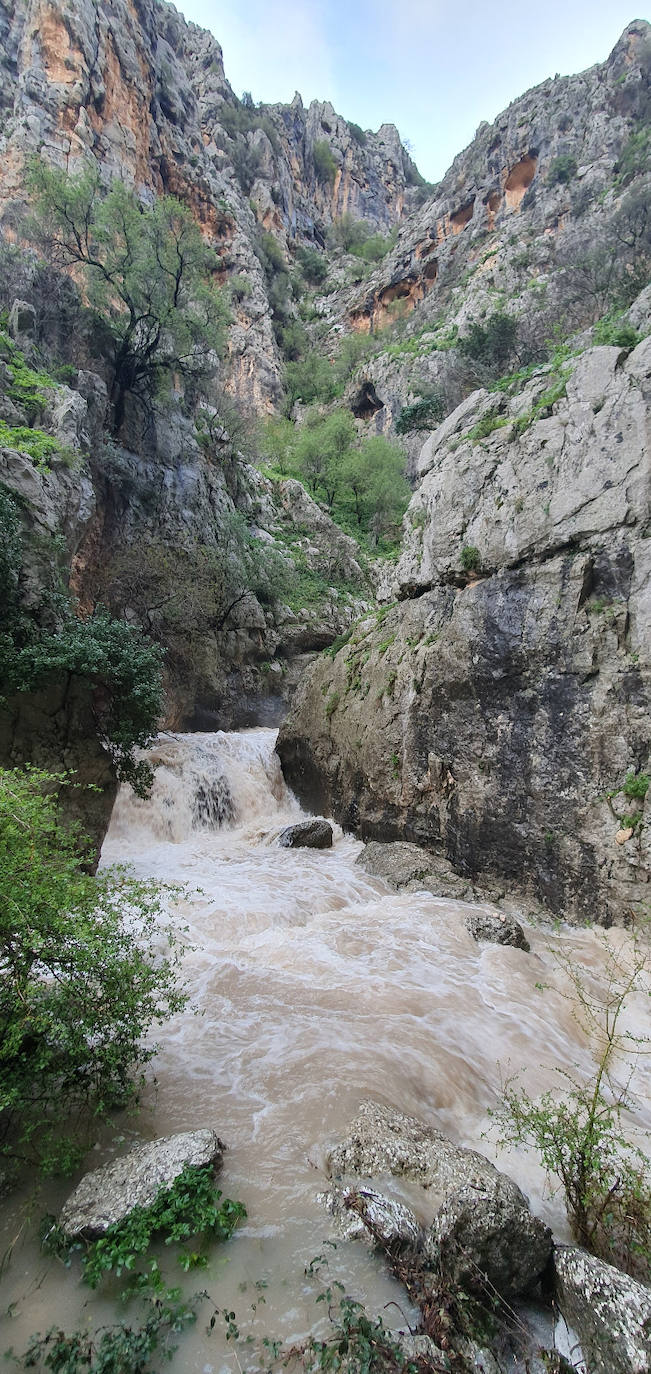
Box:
(467, 410, 509, 442)
(46, 1164, 246, 1287)
(493, 927, 651, 1279)
(460, 544, 481, 573)
(395, 394, 444, 435)
(547, 154, 578, 186)
(325, 689, 340, 718)
(7, 1291, 200, 1374)
(623, 771, 649, 800)
(313, 139, 337, 186)
(0, 419, 63, 465)
(593, 311, 640, 350)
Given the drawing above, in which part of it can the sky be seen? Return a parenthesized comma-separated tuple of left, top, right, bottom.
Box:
(175, 2, 647, 182)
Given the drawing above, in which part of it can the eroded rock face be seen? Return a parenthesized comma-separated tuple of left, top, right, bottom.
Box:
(325, 1101, 552, 1298)
(554, 1247, 651, 1374)
(278, 315, 651, 925)
(59, 1130, 223, 1239)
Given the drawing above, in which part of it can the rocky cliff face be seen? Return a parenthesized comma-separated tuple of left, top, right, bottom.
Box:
(0, 0, 421, 410)
(278, 294, 651, 925)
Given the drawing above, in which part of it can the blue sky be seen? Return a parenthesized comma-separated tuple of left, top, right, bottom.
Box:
(175, 2, 647, 182)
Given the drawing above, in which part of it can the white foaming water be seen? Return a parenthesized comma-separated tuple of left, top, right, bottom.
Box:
(2, 727, 650, 1370)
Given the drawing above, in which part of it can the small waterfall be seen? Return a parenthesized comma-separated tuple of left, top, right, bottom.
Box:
(107, 727, 302, 844)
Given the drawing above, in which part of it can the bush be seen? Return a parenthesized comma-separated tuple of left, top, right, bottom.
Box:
(615, 126, 651, 188)
(460, 312, 519, 370)
(285, 351, 339, 407)
(493, 929, 651, 1279)
(313, 139, 337, 186)
(0, 489, 163, 793)
(460, 544, 481, 572)
(395, 394, 444, 434)
(347, 121, 367, 147)
(547, 154, 578, 186)
(593, 312, 640, 349)
(0, 769, 188, 1172)
(297, 245, 328, 285)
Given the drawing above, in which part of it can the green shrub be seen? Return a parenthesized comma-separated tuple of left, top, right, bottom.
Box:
(0, 769, 187, 1172)
(0, 489, 163, 792)
(0, 419, 62, 465)
(467, 410, 509, 442)
(460, 544, 481, 572)
(460, 312, 519, 370)
(615, 126, 651, 188)
(313, 140, 337, 186)
(52, 1164, 246, 1288)
(325, 689, 340, 718)
(593, 311, 640, 349)
(623, 771, 649, 800)
(547, 154, 578, 186)
(285, 352, 339, 406)
(297, 245, 328, 285)
(395, 394, 444, 434)
(347, 121, 367, 147)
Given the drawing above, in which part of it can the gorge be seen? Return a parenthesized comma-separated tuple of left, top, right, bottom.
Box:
(0, 3, 650, 1371)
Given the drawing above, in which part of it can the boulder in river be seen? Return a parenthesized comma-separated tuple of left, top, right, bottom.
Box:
(325, 1101, 551, 1298)
(464, 908, 530, 951)
(319, 1183, 422, 1251)
(59, 1130, 223, 1239)
(279, 818, 333, 848)
(553, 1246, 651, 1374)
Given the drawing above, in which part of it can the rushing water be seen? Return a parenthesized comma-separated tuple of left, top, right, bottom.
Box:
(2, 727, 651, 1370)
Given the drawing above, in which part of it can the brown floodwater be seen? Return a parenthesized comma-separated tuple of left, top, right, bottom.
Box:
(2, 728, 650, 1371)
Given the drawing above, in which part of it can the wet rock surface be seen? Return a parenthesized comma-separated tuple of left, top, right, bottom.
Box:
(59, 1130, 223, 1239)
(554, 1246, 651, 1374)
(279, 818, 333, 848)
(465, 909, 530, 951)
(325, 1101, 552, 1297)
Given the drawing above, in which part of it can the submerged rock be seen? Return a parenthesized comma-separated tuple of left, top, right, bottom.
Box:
(356, 840, 475, 899)
(325, 1101, 551, 1298)
(59, 1130, 223, 1239)
(553, 1246, 651, 1374)
(279, 818, 333, 849)
(465, 909, 530, 951)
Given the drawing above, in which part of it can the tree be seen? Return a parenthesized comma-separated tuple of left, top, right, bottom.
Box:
(291, 408, 356, 508)
(340, 436, 410, 543)
(0, 768, 187, 1173)
(313, 140, 337, 186)
(460, 312, 519, 371)
(26, 161, 229, 432)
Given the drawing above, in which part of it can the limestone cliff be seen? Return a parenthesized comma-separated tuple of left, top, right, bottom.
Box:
(278, 294, 651, 925)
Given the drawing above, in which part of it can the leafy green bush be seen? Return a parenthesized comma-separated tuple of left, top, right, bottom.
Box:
(460, 544, 481, 572)
(0, 419, 62, 465)
(623, 771, 649, 800)
(328, 214, 396, 262)
(50, 1164, 246, 1287)
(10, 1292, 199, 1374)
(347, 121, 367, 147)
(493, 930, 651, 1279)
(593, 312, 640, 349)
(285, 352, 339, 407)
(313, 140, 337, 186)
(547, 154, 578, 186)
(615, 126, 651, 188)
(460, 312, 519, 370)
(0, 488, 163, 792)
(296, 245, 328, 285)
(0, 769, 187, 1172)
(395, 394, 444, 434)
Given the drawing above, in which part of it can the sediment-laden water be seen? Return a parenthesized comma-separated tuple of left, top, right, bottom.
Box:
(2, 728, 650, 1369)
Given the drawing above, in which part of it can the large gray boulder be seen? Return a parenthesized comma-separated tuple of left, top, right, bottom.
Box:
(279, 818, 333, 849)
(325, 1102, 552, 1297)
(319, 1183, 422, 1251)
(554, 1247, 651, 1374)
(59, 1130, 223, 1239)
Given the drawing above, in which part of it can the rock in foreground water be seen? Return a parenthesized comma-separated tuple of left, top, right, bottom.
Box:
(279, 819, 333, 848)
(554, 1247, 651, 1374)
(326, 1101, 551, 1297)
(465, 908, 530, 951)
(59, 1130, 223, 1239)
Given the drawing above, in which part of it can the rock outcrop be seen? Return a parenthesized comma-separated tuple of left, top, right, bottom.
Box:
(278, 307, 651, 924)
(59, 1129, 223, 1238)
(324, 1101, 552, 1298)
(553, 1247, 651, 1374)
(278, 818, 333, 848)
